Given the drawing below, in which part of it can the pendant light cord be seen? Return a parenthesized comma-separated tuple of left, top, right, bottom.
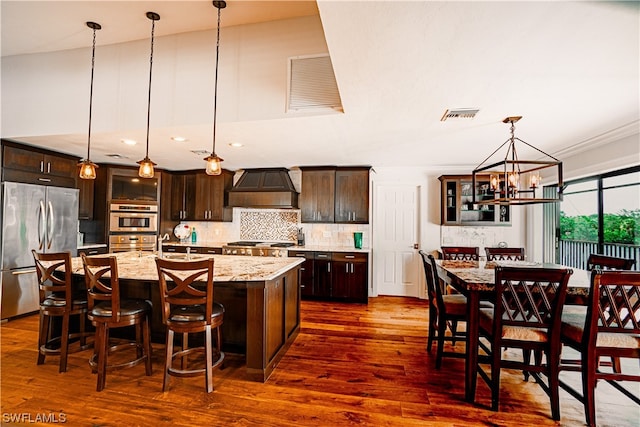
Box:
(87, 26, 97, 160)
(211, 6, 221, 156)
(145, 17, 156, 159)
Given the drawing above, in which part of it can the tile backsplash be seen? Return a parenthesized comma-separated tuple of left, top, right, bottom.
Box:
(181, 208, 370, 248)
(240, 210, 299, 241)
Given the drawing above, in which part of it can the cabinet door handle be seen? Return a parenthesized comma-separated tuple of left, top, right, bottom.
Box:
(327, 263, 331, 273)
(351, 263, 354, 273)
(40, 161, 44, 173)
(47, 162, 51, 174)
(345, 255, 355, 259)
(88, 250, 98, 255)
(345, 264, 349, 273)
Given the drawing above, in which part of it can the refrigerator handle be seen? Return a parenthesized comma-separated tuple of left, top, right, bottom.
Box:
(46, 201, 54, 250)
(38, 201, 46, 250)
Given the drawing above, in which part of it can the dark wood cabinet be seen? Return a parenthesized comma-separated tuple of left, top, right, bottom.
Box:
(313, 252, 333, 298)
(170, 173, 196, 221)
(290, 250, 368, 303)
(289, 251, 314, 298)
(300, 166, 369, 224)
(193, 170, 233, 222)
(169, 170, 232, 222)
(162, 245, 222, 255)
(77, 246, 108, 257)
(77, 178, 94, 220)
(1, 140, 78, 188)
(438, 175, 511, 226)
(300, 167, 335, 223)
(334, 168, 369, 223)
(331, 252, 368, 302)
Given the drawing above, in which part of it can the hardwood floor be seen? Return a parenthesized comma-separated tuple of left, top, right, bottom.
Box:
(1, 296, 638, 426)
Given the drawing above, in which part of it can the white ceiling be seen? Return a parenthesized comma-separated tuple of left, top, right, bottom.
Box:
(2, 0, 638, 173)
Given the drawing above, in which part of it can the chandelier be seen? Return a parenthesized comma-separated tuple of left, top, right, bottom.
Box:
(472, 116, 563, 205)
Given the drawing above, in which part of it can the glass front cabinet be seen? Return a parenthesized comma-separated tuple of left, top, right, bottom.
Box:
(438, 175, 510, 226)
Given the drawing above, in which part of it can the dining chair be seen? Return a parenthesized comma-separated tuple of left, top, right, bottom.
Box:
(586, 253, 635, 271)
(32, 250, 92, 373)
(82, 254, 153, 391)
(419, 250, 466, 368)
(155, 257, 225, 392)
(419, 251, 492, 369)
(582, 253, 636, 372)
(473, 266, 572, 420)
(484, 247, 525, 261)
(559, 270, 640, 427)
(441, 246, 480, 261)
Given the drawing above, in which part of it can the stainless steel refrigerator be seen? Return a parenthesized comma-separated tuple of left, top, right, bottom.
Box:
(1, 182, 78, 319)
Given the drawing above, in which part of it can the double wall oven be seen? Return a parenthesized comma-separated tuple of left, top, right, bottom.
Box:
(108, 203, 158, 253)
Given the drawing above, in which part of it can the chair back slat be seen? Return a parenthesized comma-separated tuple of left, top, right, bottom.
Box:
(441, 246, 479, 261)
(485, 247, 525, 261)
(155, 258, 215, 326)
(494, 267, 572, 336)
(587, 254, 635, 271)
(418, 251, 445, 312)
(32, 250, 72, 305)
(81, 254, 121, 321)
(589, 270, 640, 336)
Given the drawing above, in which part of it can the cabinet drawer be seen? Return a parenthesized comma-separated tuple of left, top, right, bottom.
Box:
(314, 252, 332, 260)
(289, 251, 312, 259)
(332, 252, 367, 262)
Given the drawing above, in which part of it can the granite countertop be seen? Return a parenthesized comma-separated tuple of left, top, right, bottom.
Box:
(163, 241, 370, 253)
(71, 251, 304, 282)
(287, 245, 370, 253)
(436, 259, 590, 295)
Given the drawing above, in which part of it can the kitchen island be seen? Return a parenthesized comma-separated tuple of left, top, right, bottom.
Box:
(68, 251, 304, 382)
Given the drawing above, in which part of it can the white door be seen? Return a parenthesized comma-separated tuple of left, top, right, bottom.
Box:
(374, 185, 421, 297)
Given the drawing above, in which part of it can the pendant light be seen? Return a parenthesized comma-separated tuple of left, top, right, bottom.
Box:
(78, 21, 101, 180)
(138, 12, 160, 178)
(204, 1, 226, 176)
(472, 116, 563, 205)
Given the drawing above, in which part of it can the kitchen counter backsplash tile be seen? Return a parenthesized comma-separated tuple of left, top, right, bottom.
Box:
(178, 208, 370, 248)
(240, 210, 299, 241)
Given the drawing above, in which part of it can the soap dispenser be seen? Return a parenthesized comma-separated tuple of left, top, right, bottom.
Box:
(191, 227, 197, 243)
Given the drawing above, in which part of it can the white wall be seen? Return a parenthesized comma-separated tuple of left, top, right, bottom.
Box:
(371, 166, 525, 256)
(1, 15, 328, 139)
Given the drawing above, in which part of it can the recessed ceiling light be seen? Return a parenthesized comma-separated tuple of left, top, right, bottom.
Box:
(106, 154, 128, 159)
(121, 138, 137, 145)
(229, 142, 243, 148)
(171, 136, 188, 142)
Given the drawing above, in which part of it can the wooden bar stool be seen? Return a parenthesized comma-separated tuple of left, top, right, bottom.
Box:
(32, 250, 92, 373)
(155, 257, 225, 393)
(81, 254, 153, 391)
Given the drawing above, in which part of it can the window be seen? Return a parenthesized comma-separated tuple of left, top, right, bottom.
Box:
(546, 165, 639, 270)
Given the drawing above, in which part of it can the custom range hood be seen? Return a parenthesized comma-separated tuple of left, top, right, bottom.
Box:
(228, 168, 299, 208)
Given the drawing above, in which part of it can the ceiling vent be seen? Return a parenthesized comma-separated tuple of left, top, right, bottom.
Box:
(287, 54, 343, 112)
(440, 108, 480, 121)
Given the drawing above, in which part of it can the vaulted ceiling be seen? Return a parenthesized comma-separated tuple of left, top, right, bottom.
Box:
(2, 1, 638, 172)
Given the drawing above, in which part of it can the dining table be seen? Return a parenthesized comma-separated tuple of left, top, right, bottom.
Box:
(434, 259, 591, 402)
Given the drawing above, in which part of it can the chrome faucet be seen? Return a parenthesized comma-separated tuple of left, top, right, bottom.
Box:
(186, 247, 191, 260)
(157, 233, 170, 258)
